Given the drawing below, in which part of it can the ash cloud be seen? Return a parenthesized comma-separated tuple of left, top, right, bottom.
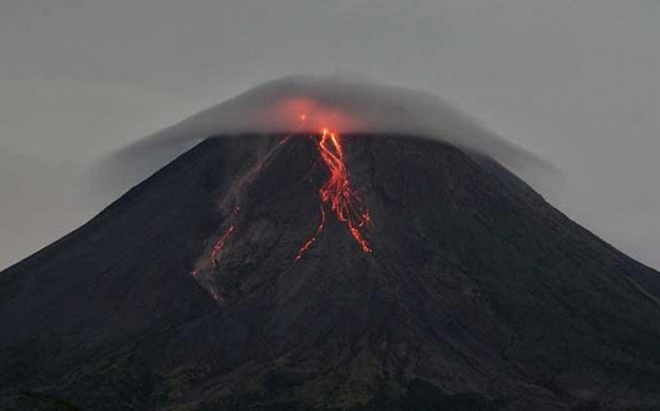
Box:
(94, 75, 556, 193)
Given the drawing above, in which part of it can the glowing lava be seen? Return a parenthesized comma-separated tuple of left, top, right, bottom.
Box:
(294, 205, 326, 261)
(210, 226, 235, 268)
(296, 129, 372, 260)
(191, 128, 372, 301)
(190, 225, 235, 280)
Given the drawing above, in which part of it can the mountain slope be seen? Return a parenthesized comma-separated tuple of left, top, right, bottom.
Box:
(2, 134, 660, 411)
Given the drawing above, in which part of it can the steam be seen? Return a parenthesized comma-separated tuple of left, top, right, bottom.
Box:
(93, 75, 556, 194)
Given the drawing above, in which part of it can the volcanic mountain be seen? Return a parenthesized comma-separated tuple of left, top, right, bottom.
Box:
(2, 131, 660, 411)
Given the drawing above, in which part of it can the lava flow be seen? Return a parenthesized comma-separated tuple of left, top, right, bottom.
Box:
(191, 128, 372, 301)
(190, 225, 235, 279)
(295, 129, 372, 260)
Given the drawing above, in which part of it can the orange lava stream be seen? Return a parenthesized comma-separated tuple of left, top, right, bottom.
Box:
(191, 130, 372, 302)
(296, 129, 372, 259)
(190, 225, 235, 280)
(294, 205, 326, 261)
(191, 137, 292, 283)
(210, 226, 235, 268)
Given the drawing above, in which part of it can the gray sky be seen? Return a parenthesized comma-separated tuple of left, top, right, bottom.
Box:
(1, 0, 660, 270)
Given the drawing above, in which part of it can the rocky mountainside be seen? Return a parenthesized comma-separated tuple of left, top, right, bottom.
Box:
(2, 133, 660, 411)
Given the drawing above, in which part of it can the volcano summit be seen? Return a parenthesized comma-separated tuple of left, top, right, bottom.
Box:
(2, 79, 660, 411)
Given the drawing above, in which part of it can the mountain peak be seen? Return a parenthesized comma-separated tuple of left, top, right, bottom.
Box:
(2, 133, 660, 410)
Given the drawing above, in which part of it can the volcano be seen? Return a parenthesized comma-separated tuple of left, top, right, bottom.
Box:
(2, 131, 660, 411)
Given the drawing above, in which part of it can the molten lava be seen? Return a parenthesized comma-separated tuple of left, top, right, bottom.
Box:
(296, 129, 372, 260)
(210, 226, 235, 268)
(192, 129, 372, 300)
(190, 225, 235, 280)
(294, 205, 326, 261)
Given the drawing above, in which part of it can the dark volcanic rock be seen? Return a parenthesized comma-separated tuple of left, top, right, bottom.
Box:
(2, 134, 660, 411)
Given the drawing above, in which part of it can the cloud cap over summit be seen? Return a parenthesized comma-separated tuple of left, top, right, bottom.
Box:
(99, 75, 555, 192)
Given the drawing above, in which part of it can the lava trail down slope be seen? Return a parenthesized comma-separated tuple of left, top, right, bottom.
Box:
(2, 134, 660, 411)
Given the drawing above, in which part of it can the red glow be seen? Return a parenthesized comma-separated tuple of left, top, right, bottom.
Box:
(296, 129, 372, 259)
(272, 98, 359, 132)
(210, 226, 235, 268)
(191, 129, 372, 302)
(295, 204, 326, 261)
(190, 225, 235, 280)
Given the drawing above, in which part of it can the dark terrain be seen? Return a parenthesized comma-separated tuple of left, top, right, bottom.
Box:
(2, 134, 660, 410)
